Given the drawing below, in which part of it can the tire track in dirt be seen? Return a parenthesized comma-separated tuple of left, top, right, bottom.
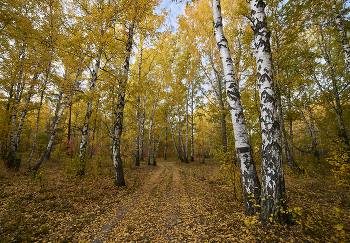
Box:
(91, 163, 167, 243)
(85, 162, 209, 242)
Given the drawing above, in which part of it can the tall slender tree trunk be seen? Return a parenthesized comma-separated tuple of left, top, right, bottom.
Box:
(168, 116, 184, 162)
(300, 108, 320, 162)
(212, 62, 227, 155)
(0, 84, 15, 159)
(78, 48, 102, 175)
(332, 0, 350, 75)
(112, 22, 134, 186)
(185, 81, 190, 163)
(135, 46, 143, 166)
(147, 86, 161, 165)
(213, 0, 261, 216)
(90, 116, 97, 158)
(33, 95, 69, 171)
(139, 97, 146, 161)
(275, 80, 299, 171)
(153, 116, 166, 166)
(135, 99, 140, 166)
(90, 101, 99, 158)
(190, 83, 194, 161)
(11, 63, 39, 169)
(332, 2, 350, 160)
(274, 33, 299, 171)
(249, 0, 288, 223)
(178, 106, 186, 162)
(13, 80, 37, 165)
(67, 102, 72, 142)
(317, 24, 350, 150)
(164, 127, 167, 160)
(6, 39, 26, 168)
(32, 61, 84, 171)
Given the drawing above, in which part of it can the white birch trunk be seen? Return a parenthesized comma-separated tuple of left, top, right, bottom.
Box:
(300, 108, 320, 162)
(153, 115, 167, 166)
(139, 97, 146, 160)
(316, 24, 350, 157)
(178, 106, 186, 162)
(185, 81, 190, 163)
(213, 0, 261, 215)
(6, 40, 26, 168)
(14, 77, 37, 161)
(33, 61, 84, 171)
(249, 0, 287, 223)
(168, 116, 184, 162)
(27, 88, 63, 169)
(164, 127, 167, 160)
(78, 48, 102, 175)
(190, 82, 194, 161)
(112, 22, 134, 186)
(147, 85, 161, 165)
(90, 113, 98, 158)
(135, 46, 143, 166)
(0, 84, 15, 158)
(11, 64, 39, 169)
(332, 1, 350, 75)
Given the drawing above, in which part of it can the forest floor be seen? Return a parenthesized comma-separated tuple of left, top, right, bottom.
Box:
(0, 157, 349, 242)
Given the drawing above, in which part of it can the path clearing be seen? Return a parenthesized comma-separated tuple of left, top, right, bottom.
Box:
(82, 162, 210, 242)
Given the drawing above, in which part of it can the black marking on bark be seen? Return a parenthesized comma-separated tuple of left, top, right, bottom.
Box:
(260, 89, 274, 103)
(237, 147, 250, 153)
(227, 89, 240, 102)
(228, 81, 237, 89)
(236, 110, 245, 123)
(257, 0, 266, 9)
(259, 73, 272, 84)
(214, 20, 223, 29)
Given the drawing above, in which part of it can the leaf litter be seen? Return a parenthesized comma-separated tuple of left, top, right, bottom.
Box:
(0, 159, 349, 242)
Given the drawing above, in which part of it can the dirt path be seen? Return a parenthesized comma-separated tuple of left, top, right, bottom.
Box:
(81, 162, 209, 242)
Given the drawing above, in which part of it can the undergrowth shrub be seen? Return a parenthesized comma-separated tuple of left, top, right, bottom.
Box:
(327, 143, 350, 188)
(216, 146, 243, 201)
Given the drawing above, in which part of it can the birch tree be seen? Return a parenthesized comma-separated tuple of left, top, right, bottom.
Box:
(212, 0, 261, 216)
(33, 60, 84, 171)
(248, 0, 288, 223)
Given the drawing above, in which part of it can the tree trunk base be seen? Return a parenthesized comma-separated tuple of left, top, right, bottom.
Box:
(114, 181, 126, 186)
